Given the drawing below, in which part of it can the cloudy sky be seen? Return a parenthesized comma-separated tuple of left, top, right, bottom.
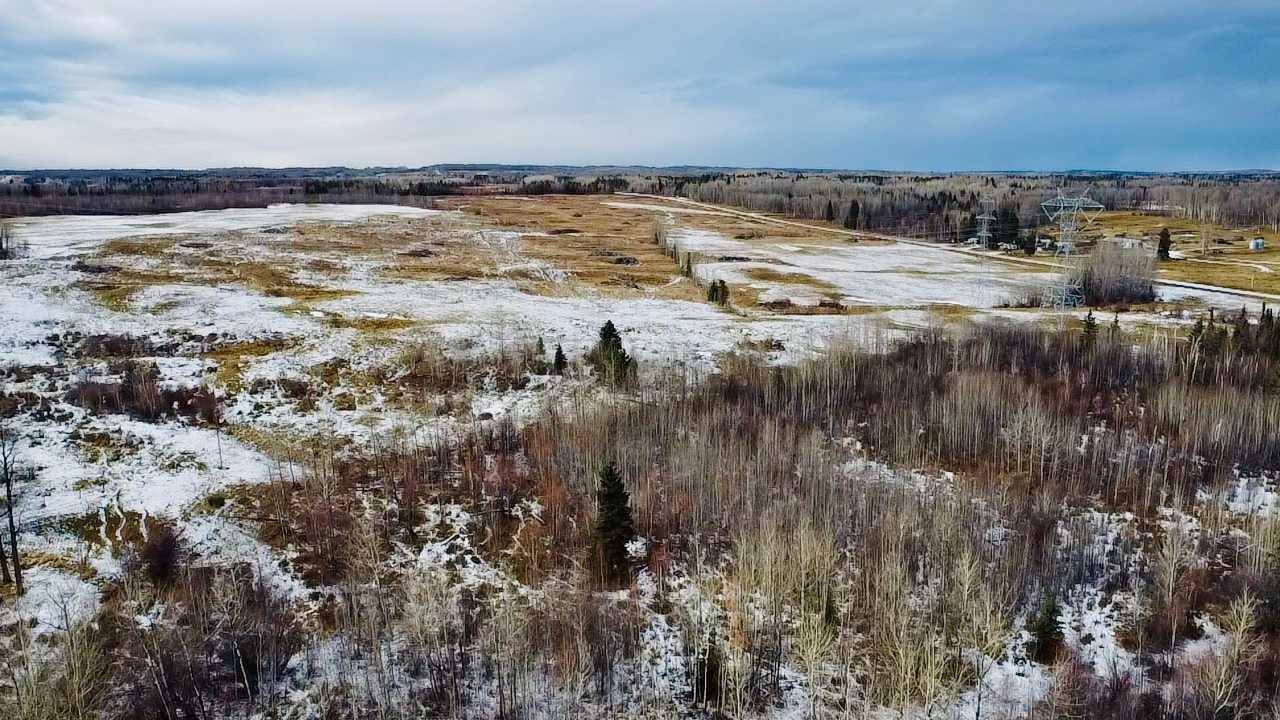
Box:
(1, 0, 1276, 170)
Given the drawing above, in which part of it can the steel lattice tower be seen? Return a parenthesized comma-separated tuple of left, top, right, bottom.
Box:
(1039, 190, 1104, 309)
(1042, 190, 1104, 257)
(975, 196, 996, 247)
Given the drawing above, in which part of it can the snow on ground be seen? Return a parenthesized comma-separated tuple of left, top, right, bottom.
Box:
(10, 203, 438, 260)
(1157, 284, 1266, 313)
(601, 201, 726, 215)
(317, 276, 870, 367)
(2, 201, 1265, 717)
(1059, 584, 1142, 681)
(1218, 474, 1280, 515)
(673, 228, 1047, 308)
(184, 514, 317, 606)
(950, 635, 1053, 720)
(132, 283, 317, 339)
(7, 566, 100, 638)
(19, 413, 271, 524)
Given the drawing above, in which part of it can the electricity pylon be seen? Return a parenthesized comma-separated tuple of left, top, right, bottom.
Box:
(975, 196, 996, 247)
(1042, 190, 1104, 257)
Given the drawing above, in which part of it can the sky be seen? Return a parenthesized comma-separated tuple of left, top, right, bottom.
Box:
(0, 0, 1277, 171)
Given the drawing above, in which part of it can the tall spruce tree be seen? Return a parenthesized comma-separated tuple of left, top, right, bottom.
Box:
(552, 344, 567, 376)
(1157, 227, 1172, 260)
(588, 320, 633, 385)
(1082, 310, 1098, 351)
(595, 461, 634, 580)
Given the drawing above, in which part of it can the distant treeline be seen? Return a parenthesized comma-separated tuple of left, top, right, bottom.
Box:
(0, 172, 635, 217)
(634, 172, 1280, 239)
(0, 177, 436, 217)
(5, 169, 1278, 236)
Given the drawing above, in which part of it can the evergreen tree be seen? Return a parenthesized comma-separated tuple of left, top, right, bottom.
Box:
(552, 344, 567, 376)
(995, 207, 1020, 249)
(587, 320, 633, 385)
(706, 279, 730, 306)
(1028, 593, 1063, 663)
(844, 199, 860, 229)
(595, 461, 634, 580)
(1157, 227, 1172, 260)
(1189, 316, 1205, 345)
(533, 337, 547, 373)
(1081, 310, 1098, 351)
(1202, 317, 1225, 358)
(1232, 307, 1253, 353)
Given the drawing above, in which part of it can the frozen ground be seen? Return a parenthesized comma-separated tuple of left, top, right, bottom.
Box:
(676, 227, 1044, 308)
(0, 199, 1262, 718)
(10, 203, 439, 260)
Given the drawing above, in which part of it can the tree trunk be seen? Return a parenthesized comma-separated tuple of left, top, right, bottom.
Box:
(4, 470, 21, 594)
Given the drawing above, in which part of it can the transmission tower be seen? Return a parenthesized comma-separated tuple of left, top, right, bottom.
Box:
(974, 196, 996, 247)
(1041, 190, 1104, 257)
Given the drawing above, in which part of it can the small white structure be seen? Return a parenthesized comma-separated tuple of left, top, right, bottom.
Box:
(1108, 235, 1148, 250)
(1250, 237, 1267, 251)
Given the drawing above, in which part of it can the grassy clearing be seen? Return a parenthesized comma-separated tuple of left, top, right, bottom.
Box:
(77, 268, 188, 311)
(103, 237, 178, 256)
(59, 506, 166, 552)
(436, 196, 701, 300)
(323, 314, 418, 332)
(925, 302, 978, 322)
(741, 266, 839, 291)
(203, 337, 295, 391)
(1087, 211, 1280, 295)
(206, 259, 355, 302)
(1159, 260, 1280, 295)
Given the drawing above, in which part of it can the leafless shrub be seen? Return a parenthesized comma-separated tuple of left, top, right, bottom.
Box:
(1069, 242, 1157, 306)
(80, 333, 156, 358)
(0, 223, 26, 260)
(139, 525, 184, 586)
(66, 361, 220, 424)
(386, 336, 543, 399)
(30, 318, 1280, 717)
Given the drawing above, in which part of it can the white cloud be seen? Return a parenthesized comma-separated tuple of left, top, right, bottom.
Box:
(0, 0, 1276, 169)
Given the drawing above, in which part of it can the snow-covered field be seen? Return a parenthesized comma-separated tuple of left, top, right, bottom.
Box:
(1, 199, 1269, 718)
(676, 227, 1045, 308)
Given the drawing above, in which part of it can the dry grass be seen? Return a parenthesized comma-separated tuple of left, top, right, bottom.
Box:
(59, 507, 166, 552)
(435, 196, 702, 299)
(102, 237, 178, 256)
(323, 314, 418, 332)
(205, 259, 355, 302)
(203, 337, 294, 391)
(1089, 211, 1280, 294)
(1159, 260, 1280, 295)
(741, 266, 839, 292)
(77, 268, 187, 311)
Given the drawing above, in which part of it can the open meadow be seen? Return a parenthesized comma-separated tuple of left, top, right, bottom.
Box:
(2, 189, 1279, 718)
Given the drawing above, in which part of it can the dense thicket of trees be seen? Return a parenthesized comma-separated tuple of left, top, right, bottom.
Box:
(641, 172, 1280, 239)
(0, 176, 439, 216)
(6, 169, 1278, 237)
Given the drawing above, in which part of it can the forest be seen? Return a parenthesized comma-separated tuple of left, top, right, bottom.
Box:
(6, 169, 1279, 244)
